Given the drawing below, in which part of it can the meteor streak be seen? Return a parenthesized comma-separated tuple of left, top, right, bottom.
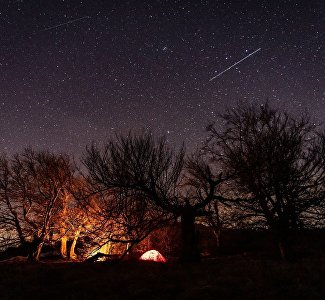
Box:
(41, 16, 90, 32)
(209, 48, 261, 81)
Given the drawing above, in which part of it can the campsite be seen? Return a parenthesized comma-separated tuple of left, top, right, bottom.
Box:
(1, 0, 324, 298)
(1, 228, 325, 299)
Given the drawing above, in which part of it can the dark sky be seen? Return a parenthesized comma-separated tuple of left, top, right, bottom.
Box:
(1, 0, 324, 156)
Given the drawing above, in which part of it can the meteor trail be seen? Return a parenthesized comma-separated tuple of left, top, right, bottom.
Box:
(41, 16, 90, 32)
(209, 48, 261, 81)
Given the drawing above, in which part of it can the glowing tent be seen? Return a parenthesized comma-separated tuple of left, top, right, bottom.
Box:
(139, 250, 167, 263)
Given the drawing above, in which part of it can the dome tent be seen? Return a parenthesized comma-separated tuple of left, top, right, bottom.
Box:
(139, 250, 167, 263)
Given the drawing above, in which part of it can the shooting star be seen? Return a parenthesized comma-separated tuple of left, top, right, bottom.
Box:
(209, 48, 261, 81)
(40, 16, 90, 32)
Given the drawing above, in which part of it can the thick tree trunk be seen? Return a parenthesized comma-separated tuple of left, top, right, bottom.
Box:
(27, 236, 44, 262)
(60, 236, 68, 259)
(69, 228, 80, 260)
(60, 196, 68, 259)
(180, 207, 200, 262)
(34, 242, 44, 261)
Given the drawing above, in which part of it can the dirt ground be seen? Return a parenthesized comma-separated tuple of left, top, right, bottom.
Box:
(0, 255, 324, 299)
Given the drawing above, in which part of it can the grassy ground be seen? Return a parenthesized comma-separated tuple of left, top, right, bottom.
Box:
(0, 256, 324, 299)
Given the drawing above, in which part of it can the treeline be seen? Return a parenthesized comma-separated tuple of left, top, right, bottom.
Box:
(1, 102, 325, 262)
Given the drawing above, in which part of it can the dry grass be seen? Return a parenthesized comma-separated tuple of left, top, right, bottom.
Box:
(0, 255, 324, 299)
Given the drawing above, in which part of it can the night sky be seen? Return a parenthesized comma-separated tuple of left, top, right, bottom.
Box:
(1, 0, 324, 156)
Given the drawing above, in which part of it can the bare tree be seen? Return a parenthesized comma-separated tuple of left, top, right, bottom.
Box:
(206, 102, 325, 259)
(83, 133, 227, 262)
(0, 155, 26, 249)
(0, 149, 74, 261)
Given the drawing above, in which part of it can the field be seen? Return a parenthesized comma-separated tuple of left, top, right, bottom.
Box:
(1, 256, 325, 299)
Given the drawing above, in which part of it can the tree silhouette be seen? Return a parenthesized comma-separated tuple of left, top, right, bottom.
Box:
(0, 149, 74, 261)
(83, 133, 227, 262)
(206, 102, 325, 259)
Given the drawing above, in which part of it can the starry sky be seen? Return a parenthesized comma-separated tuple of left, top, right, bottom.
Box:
(1, 0, 324, 156)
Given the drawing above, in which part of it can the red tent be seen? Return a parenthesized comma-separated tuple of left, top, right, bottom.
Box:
(139, 250, 167, 263)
